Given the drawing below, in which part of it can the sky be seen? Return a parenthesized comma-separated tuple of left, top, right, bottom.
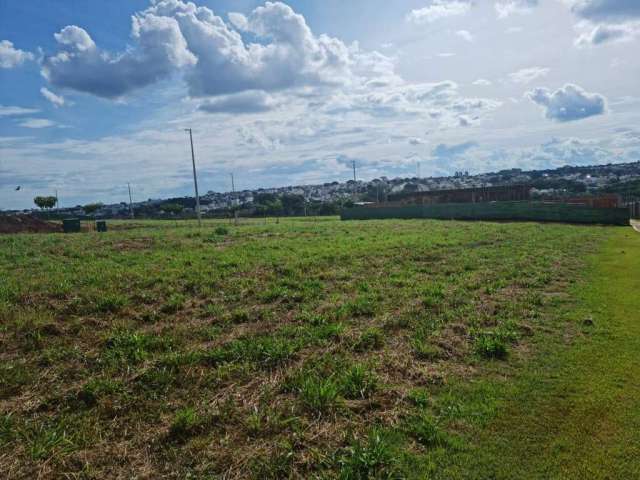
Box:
(1, 0, 640, 210)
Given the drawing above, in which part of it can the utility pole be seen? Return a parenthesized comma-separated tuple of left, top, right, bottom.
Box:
(185, 128, 202, 227)
(55, 189, 59, 214)
(127, 183, 134, 219)
(417, 161, 421, 179)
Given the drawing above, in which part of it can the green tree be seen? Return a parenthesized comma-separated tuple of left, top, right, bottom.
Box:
(34, 196, 57, 210)
(83, 203, 103, 215)
(281, 194, 305, 216)
(162, 203, 184, 215)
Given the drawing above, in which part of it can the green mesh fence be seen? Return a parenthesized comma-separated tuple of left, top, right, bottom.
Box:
(341, 201, 630, 226)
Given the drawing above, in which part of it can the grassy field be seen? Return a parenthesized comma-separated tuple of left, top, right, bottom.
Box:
(0, 217, 636, 479)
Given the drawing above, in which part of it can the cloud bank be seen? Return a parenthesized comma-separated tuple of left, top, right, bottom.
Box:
(40, 1, 387, 100)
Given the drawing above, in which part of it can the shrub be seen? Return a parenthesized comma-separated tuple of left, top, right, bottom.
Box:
(214, 226, 229, 236)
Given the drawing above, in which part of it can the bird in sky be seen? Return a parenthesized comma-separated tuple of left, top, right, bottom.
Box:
(15, 186, 21, 191)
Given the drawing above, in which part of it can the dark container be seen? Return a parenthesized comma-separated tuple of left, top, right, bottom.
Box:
(96, 220, 107, 232)
(63, 218, 81, 233)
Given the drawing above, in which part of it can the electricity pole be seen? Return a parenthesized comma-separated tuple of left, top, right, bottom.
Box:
(417, 161, 421, 179)
(127, 183, 134, 219)
(185, 128, 202, 227)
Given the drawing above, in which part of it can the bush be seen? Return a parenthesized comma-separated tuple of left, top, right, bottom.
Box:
(214, 226, 229, 236)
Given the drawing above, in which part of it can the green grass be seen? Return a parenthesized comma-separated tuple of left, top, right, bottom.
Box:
(1, 216, 635, 478)
(434, 228, 640, 479)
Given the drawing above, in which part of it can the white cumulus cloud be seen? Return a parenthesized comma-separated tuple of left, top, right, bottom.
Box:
(0, 40, 34, 68)
(526, 83, 607, 122)
(40, 1, 396, 103)
(42, 18, 197, 99)
(495, 0, 539, 19)
(406, 1, 471, 24)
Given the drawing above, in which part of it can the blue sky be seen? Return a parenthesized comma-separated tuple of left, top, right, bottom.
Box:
(1, 0, 639, 209)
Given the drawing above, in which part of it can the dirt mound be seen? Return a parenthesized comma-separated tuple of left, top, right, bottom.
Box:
(0, 215, 62, 234)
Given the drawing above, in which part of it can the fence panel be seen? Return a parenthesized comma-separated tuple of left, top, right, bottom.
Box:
(341, 201, 630, 226)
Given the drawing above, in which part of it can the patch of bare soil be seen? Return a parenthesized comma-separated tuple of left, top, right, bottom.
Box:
(0, 214, 62, 234)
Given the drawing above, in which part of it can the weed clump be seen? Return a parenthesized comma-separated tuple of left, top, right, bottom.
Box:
(407, 388, 430, 408)
(340, 364, 378, 399)
(412, 338, 442, 361)
(404, 412, 451, 448)
(169, 407, 204, 439)
(78, 378, 123, 406)
(299, 374, 340, 414)
(337, 429, 400, 479)
(103, 330, 173, 365)
(161, 293, 186, 314)
(214, 226, 229, 236)
(205, 335, 299, 368)
(94, 293, 127, 314)
(353, 327, 384, 352)
(337, 295, 377, 319)
(474, 329, 516, 359)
